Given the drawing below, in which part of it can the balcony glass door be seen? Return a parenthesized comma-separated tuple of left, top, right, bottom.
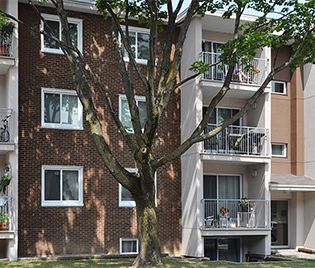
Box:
(202, 41, 224, 80)
(271, 200, 288, 247)
(203, 175, 241, 222)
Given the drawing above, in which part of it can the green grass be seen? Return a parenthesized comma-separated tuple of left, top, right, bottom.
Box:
(0, 257, 314, 268)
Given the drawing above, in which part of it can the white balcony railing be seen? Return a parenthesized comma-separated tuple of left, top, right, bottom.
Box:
(202, 199, 270, 229)
(0, 196, 12, 231)
(204, 124, 269, 156)
(0, 109, 14, 143)
(200, 52, 268, 85)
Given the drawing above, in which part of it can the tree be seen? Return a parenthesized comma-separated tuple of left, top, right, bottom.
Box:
(3, 0, 315, 266)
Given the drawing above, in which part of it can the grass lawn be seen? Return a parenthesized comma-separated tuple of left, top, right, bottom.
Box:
(0, 257, 314, 268)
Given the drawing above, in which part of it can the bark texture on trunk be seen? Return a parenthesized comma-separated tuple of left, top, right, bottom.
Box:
(132, 198, 162, 267)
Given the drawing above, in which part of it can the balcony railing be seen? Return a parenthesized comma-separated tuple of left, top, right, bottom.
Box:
(200, 52, 267, 85)
(0, 196, 12, 231)
(204, 124, 269, 156)
(0, 109, 14, 143)
(202, 199, 270, 229)
(0, 36, 13, 57)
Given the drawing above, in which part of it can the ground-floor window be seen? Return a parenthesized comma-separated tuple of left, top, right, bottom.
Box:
(120, 238, 139, 254)
(204, 238, 240, 262)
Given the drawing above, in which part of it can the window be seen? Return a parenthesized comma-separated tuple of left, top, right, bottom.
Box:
(204, 238, 240, 262)
(271, 81, 286, 95)
(203, 175, 241, 200)
(121, 26, 149, 64)
(41, 88, 83, 130)
(119, 168, 157, 207)
(120, 238, 139, 254)
(41, 165, 83, 207)
(272, 143, 287, 157)
(119, 95, 146, 133)
(41, 13, 83, 54)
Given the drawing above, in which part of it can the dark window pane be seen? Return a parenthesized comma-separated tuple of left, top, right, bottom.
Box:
(123, 31, 136, 59)
(62, 170, 79, 200)
(272, 82, 285, 93)
(203, 175, 217, 199)
(62, 94, 79, 125)
(204, 239, 217, 260)
(69, 23, 78, 47)
(218, 238, 240, 262)
(122, 240, 137, 253)
(121, 186, 134, 201)
(137, 32, 149, 60)
(44, 20, 60, 49)
(45, 170, 60, 200)
(44, 93, 60, 123)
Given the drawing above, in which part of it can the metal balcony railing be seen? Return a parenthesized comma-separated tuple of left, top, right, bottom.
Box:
(204, 124, 269, 156)
(0, 196, 12, 231)
(0, 36, 13, 57)
(0, 109, 14, 143)
(200, 52, 268, 85)
(202, 199, 270, 229)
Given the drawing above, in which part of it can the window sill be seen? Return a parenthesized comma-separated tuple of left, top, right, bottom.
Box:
(41, 201, 84, 207)
(41, 125, 84, 131)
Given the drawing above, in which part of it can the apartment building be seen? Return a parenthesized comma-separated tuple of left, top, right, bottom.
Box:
(270, 53, 315, 251)
(0, 0, 314, 262)
(180, 11, 315, 262)
(0, 0, 19, 260)
(16, 1, 181, 258)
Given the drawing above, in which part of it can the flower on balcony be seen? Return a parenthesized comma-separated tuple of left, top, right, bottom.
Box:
(219, 207, 229, 217)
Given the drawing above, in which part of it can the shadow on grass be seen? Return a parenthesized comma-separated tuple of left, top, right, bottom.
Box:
(0, 257, 315, 268)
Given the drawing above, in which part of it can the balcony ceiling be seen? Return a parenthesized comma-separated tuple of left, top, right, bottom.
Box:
(201, 12, 257, 33)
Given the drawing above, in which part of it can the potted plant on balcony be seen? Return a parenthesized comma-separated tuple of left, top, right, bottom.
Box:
(239, 198, 250, 212)
(0, 17, 14, 56)
(0, 213, 9, 231)
(0, 174, 11, 194)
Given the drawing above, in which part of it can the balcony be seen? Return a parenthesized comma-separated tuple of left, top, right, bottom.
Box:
(203, 124, 269, 157)
(0, 109, 15, 154)
(201, 52, 267, 85)
(0, 196, 13, 238)
(0, 35, 15, 75)
(201, 199, 270, 236)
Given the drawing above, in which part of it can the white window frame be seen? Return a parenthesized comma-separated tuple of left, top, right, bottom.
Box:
(118, 94, 146, 133)
(271, 81, 287, 95)
(41, 87, 83, 130)
(119, 238, 139, 255)
(41, 165, 84, 207)
(121, 26, 149, 64)
(119, 168, 157, 207)
(40, 13, 83, 54)
(271, 143, 287, 158)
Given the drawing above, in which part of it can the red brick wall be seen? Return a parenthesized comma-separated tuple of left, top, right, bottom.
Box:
(18, 3, 181, 257)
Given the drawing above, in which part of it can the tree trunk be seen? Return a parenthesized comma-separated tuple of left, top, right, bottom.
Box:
(132, 197, 162, 267)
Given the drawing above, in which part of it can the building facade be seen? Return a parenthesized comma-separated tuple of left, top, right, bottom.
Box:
(0, 0, 19, 260)
(0, 0, 315, 262)
(17, 1, 181, 258)
(180, 11, 315, 262)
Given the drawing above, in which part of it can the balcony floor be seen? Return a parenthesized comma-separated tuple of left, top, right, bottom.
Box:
(0, 143, 15, 155)
(0, 56, 15, 75)
(201, 152, 270, 164)
(201, 227, 271, 237)
(0, 230, 14, 240)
